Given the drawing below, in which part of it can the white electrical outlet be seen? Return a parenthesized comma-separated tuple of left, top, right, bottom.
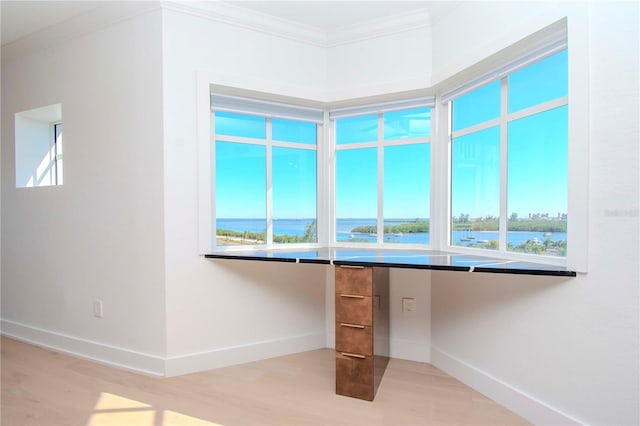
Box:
(93, 299, 104, 318)
(402, 297, 416, 313)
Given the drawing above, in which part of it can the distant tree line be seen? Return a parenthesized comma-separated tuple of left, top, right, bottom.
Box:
(452, 218, 567, 233)
(216, 219, 317, 244)
(351, 219, 429, 234)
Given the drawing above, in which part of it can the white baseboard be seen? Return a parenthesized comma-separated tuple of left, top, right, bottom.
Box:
(1, 319, 165, 377)
(2, 319, 326, 379)
(430, 346, 584, 426)
(165, 332, 326, 377)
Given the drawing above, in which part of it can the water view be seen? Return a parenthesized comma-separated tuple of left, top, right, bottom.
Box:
(216, 218, 567, 255)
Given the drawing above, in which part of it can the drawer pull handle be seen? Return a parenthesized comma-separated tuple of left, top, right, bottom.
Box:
(338, 265, 365, 269)
(341, 352, 366, 359)
(340, 294, 365, 299)
(340, 323, 365, 329)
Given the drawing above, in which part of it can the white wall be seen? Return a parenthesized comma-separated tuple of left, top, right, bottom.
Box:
(430, 2, 639, 425)
(327, 27, 432, 101)
(161, 9, 329, 374)
(1, 8, 167, 375)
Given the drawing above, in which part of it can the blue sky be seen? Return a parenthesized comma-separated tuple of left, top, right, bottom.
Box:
(452, 50, 568, 219)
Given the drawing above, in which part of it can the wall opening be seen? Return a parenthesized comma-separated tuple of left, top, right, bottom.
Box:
(15, 103, 63, 188)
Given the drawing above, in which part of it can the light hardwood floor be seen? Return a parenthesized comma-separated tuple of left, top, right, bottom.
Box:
(1, 337, 529, 425)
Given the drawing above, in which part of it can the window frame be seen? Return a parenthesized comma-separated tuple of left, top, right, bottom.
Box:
(210, 96, 324, 252)
(52, 121, 63, 186)
(330, 103, 434, 249)
(441, 44, 571, 267)
(447, 74, 568, 263)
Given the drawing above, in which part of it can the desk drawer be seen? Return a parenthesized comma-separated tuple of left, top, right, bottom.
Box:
(335, 294, 372, 326)
(335, 352, 374, 401)
(335, 323, 372, 355)
(335, 266, 372, 296)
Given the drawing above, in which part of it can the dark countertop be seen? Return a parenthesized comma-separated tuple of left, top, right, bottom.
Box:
(205, 247, 576, 277)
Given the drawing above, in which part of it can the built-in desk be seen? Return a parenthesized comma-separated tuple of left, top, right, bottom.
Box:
(206, 248, 575, 401)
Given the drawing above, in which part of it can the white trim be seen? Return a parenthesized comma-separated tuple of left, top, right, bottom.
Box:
(1, 319, 165, 377)
(197, 72, 213, 254)
(330, 97, 435, 120)
(163, 0, 327, 47)
(565, 9, 590, 273)
(165, 332, 326, 377)
(162, 1, 432, 49)
(431, 346, 584, 426)
(327, 8, 432, 47)
(211, 94, 324, 123)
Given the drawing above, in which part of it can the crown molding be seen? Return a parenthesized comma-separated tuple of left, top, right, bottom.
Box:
(161, 1, 432, 48)
(1, 1, 433, 61)
(327, 8, 431, 47)
(1, 2, 162, 62)
(161, 1, 328, 47)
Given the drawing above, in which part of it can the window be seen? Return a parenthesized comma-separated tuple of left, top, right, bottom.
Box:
(199, 21, 582, 268)
(212, 96, 322, 248)
(15, 103, 63, 188)
(449, 49, 568, 257)
(333, 104, 432, 245)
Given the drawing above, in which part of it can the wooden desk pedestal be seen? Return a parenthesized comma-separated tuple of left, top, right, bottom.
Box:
(335, 266, 390, 401)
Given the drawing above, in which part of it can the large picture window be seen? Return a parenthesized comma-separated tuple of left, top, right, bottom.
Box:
(212, 98, 321, 248)
(333, 105, 432, 245)
(205, 33, 572, 265)
(449, 49, 568, 257)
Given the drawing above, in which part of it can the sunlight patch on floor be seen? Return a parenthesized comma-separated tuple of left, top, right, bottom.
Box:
(87, 392, 222, 426)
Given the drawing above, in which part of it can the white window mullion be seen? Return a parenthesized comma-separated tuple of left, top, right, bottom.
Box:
(499, 77, 509, 251)
(266, 118, 274, 245)
(377, 113, 384, 244)
(506, 96, 568, 123)
(450, 117, 501, 140)
(318, 113, 331, 246)
(328, 115, 337, 245)
(431, 99, 449, 251)
(381, 136, 431, 147)
(271, 141, 317, 150)
(215, 135, 268, 146)
(335, 141, 378, 150)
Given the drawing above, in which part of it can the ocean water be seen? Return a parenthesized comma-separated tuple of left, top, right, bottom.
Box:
(216, 218, 566, 247)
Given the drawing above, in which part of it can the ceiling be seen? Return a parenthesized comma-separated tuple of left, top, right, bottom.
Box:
(1, 1, 458, 46)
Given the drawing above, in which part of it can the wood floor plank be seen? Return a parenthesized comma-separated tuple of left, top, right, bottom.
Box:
(1, 337, 529, 425)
